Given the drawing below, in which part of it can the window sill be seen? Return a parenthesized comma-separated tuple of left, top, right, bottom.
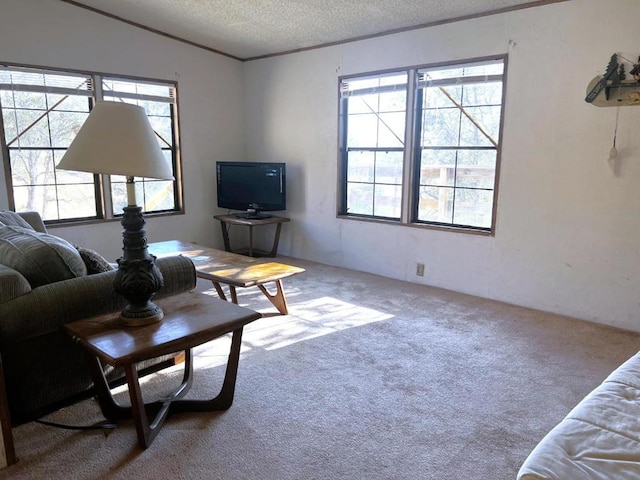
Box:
(45, 209, 185, 229)
(337, 214, 494, 236)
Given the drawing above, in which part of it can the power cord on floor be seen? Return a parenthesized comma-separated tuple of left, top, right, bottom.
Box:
(35, 418, 117, 432)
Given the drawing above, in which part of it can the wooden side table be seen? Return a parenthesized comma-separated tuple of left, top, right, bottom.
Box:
(214, 214, 290, 257)
(65, 291, 261, 448)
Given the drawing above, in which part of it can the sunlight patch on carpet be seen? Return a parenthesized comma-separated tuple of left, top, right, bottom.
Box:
(176, 295, 394, 371)
(241, 295, 394, 351)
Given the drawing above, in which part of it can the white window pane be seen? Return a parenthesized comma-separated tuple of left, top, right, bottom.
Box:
(347, 113, 378, 147)
(1, 109, 17, 144)
(452, 189, 493, 229)
(420, 61, 503, 82)
(47, 94, 90, 112)
(48, 111, 89, 147)
(10, 149, 55, 185)
(455, 150, 496, 189)
(111, 181, 128, 214)
(461, 63, 503, 76)
(12, 91, 46, 110)
(377, 112, 405, 148)
(103, 80, 137, 94)
(148, 116, 172, 147)
(423, 85, 462, 108)
(345, 72, 406, 92)
(111, 181, 145, 213)
(348, 151, 374, 183)
(420, 150, 456, 187)
(375, 151, 403, 184)
(0, 91, 15, 108)
(347, 182, 373, 215)
(379, 73, 408, 87)
(348, 95, 377, 114)
(111, 178, 174, 214)
(461, 82, 503, 107)
(458, 106, 501, 146)
(139, 100, 170, 116)
(13, 185, 59, 220)
(142, 180, 175, 211)
(373, 184, 401, 218)
(424, 67, 464, 81)
(378, 91, 406, 112)
(57, 184, 98, 218)
(14, 110, 50, 147)
(421, 108, 460, 147)
(417, 186, 453, 224)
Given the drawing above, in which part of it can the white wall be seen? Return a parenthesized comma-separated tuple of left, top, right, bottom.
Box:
(243, 0, 640, 331)
(2, 0, 640, 332)
(0, 0, 244, 260)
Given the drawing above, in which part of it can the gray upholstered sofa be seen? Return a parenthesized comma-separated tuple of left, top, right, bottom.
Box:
(0, 211, 196, 424)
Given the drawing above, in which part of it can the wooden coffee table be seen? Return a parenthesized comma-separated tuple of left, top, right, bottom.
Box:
(149, 240, 305, 315)
(65, 291, 261, 448)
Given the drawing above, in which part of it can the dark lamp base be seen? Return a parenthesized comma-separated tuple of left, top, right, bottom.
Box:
(113, 205, 165, 327)
(120, 305, 164, 327)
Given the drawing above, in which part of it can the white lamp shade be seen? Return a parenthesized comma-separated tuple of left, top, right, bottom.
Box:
(56, 101, 174, 180)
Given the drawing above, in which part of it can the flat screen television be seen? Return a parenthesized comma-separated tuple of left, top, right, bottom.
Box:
(216, 161, 286, 219)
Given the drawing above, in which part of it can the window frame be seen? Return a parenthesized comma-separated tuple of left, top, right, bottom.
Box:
(0, 62, 184, 225)
(338, 69, 410, 221)
(337, 54, 507, 235)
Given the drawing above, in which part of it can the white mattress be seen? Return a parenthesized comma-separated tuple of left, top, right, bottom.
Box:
(517, 351, 640, 479)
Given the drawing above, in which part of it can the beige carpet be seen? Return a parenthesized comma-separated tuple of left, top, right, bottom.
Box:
(3, 257, 640, 479)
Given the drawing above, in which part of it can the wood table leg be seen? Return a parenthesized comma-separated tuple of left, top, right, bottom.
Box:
(268, 223, 283, 257)
(169, 327, 244, 412)
(124, 352, 195, 448)
(211, 281, 228, 301)
(86, 329, 246, 448)
(219, 221, 232, 252)
(211, 281, 237, 306)
(213, 277, 290, 316)
(126, 365, 155, 447)
(257, 280, 289, 315)
(229, 285, 238, 305)
(86, 349, 194, 424)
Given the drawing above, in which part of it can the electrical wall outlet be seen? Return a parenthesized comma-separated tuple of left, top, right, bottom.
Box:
(416, 263, 425, 277)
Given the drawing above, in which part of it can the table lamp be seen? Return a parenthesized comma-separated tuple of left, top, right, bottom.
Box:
(57, 101, 174, 326)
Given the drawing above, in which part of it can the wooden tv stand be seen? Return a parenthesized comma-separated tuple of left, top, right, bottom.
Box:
(214, 214, 290, 257)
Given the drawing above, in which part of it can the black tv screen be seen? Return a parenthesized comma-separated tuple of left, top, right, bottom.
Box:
(216, 161, 286, 215)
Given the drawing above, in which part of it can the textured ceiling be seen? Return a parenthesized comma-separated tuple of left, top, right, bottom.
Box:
(63, 0, 562, 60)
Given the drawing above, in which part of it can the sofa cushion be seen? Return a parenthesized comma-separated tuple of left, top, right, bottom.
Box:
(75, 246, 114, 274)
(0, 226, 87, 288)
(0, 210, 35, 230)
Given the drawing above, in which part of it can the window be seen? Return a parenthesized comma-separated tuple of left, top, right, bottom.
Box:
(339, 56, 505, 233)
(0, 65, 182, 223)
(339, 71, 408, 219)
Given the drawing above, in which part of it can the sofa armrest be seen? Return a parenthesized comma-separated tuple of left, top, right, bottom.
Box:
(0, 255, 196, 342)
(17, 211, 46, 233)
(0, 265, 31, 305)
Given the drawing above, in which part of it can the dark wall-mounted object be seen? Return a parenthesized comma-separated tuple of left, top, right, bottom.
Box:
(586, 53, 640, 107)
